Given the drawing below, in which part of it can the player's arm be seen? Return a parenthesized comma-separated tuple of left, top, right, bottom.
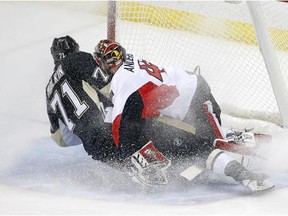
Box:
(111, 81, 179, 158)
(46, 97, 82, 147)
(49, 120, 68, 147)
(49, 118, 83, 147)
(116, 97, 172, 186)
(138, 82, 180, 118)
(51, 119, 83, 147)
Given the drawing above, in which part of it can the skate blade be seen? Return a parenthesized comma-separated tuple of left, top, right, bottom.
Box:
(244, 179, 275, 192)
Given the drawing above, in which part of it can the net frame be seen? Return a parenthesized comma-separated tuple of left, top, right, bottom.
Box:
(107, 1, 288, 127)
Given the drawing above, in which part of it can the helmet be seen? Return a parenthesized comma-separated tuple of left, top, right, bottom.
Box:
(51, 35, 79, 64)
(93, 39, 126, 72)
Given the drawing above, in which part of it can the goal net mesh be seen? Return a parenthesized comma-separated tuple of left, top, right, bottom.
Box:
(109, 1, 288, 126)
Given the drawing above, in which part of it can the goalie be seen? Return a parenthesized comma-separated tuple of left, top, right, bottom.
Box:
(93, 39, 274, 192)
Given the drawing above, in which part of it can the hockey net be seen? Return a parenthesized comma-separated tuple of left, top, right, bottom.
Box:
(107, 1, 288, 127)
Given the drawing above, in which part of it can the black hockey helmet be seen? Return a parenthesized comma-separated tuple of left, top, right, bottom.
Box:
(93, 39, 126, 74)
(50, 35, 79, 64)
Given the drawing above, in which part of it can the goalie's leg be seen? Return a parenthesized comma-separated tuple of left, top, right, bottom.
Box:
(184, 79, 225, 143)
(207, 149, 274, 192)
(224, 160, 274, 192)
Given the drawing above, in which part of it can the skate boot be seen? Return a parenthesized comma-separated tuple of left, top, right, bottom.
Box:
(224, 160, 274, 192)
(225, 127, 255, 145)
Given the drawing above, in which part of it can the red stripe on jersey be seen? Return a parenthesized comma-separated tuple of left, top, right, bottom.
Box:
(138, 82, 160, 118)
(138, 81, 180, 119)
(138, 81, 158, 97)
(203, 102, 224, 139)
(112, 82, 158, 146)
(112, 114, 122, 147)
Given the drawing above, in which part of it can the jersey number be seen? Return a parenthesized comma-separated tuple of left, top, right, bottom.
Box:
(50, 80, 88, 131)
(138, 59, 166, 82)
(92, 67, 110, 83)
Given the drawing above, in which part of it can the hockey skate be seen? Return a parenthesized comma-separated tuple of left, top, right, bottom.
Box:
(225, 160, 274, 192)
(126, 141, 171, 187)
(240, 170, 275, 192)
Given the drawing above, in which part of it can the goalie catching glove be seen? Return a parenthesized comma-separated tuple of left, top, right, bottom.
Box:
(125, 141, 171, 187)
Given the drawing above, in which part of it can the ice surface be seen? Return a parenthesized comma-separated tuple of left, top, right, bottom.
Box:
(0, 2, 288, 215)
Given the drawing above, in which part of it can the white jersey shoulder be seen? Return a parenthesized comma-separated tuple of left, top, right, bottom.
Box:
(109, 54, 199, 122)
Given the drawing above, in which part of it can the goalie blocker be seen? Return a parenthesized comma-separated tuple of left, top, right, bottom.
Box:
(125, 141, 171, 187)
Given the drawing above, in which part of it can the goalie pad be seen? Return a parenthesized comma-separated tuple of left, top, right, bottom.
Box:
(214, 128, 272, 156)
(213, 128, 272, 171)
(202, 100, 226, 139)
(126, 141, 171, 187)
(203, 100, 272, 156)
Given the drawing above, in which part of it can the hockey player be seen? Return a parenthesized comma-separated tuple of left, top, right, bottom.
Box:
(45, 35, 208, 187)
(46, 35, 118, 162)
(93, 39, 275, 191)
(46, 35, 214, 186)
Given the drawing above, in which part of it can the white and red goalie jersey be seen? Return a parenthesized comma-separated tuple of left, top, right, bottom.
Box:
(106, 54, 198, 146)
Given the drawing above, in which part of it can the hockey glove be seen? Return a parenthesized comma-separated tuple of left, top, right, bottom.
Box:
(125, 141, 171, 187)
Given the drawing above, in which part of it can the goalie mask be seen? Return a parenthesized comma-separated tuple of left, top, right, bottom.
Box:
(51, 35, 79, 64)
(93, 39, 126, 74)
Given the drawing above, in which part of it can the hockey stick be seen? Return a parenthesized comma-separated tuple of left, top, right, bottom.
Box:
(156, 116, 196, 134)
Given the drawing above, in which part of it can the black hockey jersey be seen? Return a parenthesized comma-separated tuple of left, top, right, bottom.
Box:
(46, 52, 219, 164)
(46, 51, 116, 162)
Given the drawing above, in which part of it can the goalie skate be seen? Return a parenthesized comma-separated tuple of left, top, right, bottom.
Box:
(240, 171, 275, 192)
(225, 160, 274, 192)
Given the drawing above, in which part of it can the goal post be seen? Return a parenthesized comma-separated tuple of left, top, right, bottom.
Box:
(107, 0, 116, 41)
(247, 1, 288, 128)
(107, 1, 288, 127)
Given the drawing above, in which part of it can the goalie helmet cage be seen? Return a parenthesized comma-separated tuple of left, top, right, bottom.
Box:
(107, 1, 288, 128)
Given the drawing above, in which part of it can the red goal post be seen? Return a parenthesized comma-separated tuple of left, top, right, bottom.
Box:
(107, 1, 288, 128)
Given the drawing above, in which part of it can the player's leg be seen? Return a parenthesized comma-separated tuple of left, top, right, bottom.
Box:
(184, 74, 223, 143)
(141, 118, 212, 159)
(206, 149, 274, 192)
